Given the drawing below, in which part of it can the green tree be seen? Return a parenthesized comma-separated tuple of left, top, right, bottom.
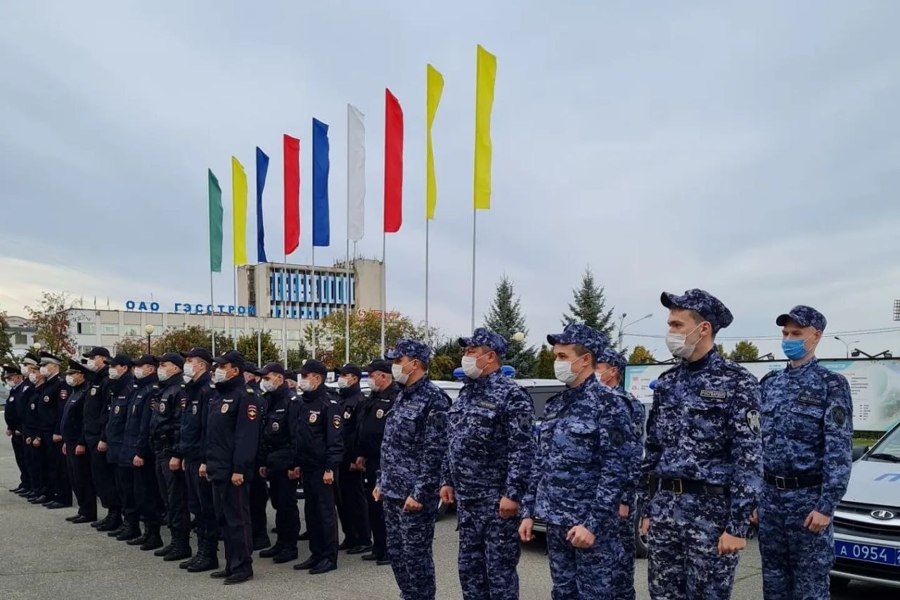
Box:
(483, 276, 536, 377)
(310, 309, 425, 367)
(628, 345, 656, 364)
(26, 291, 76, 355)
(115, 327, 234, 358)
(286, 346, 310, 369)
(236, 331, 280, 366)
(535, 345, 555, 379)
(429, 338, 464, 381)
(0, 310, 15, 363)
(729, 340, 760, 362)
(716, 343, 726, 356)
(562, 267, 615, 338)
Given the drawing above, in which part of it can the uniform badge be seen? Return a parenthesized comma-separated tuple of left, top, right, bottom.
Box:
(746, 409, 761, 434)
(90, 388, 97, 396)
(30, 403, 35, 410)
(114, 406, 121, 415)
(43, 395, 50, 403)
(247, 405, 258, 421)
(192, 405, 198, 415)
(609, 428, 625, 447)
(272, 422, 280, 432)
(159, 402, 167, 413)
(180, 399, 186, 410)
(60, 389, 68, 400)
(376, 409, 384, 419)
(221, 403, 229, 414)
(344, 411, 351, 420)
(309, 413, 318, 424)
(332, 415, 342, 429)
(832, 406, 847, 427)
(700, 389, 727, 400)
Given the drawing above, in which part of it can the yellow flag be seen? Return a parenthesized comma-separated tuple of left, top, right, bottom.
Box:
(474, 45, 496, 210)
(426, 64, 444, 220)
(231, 156, 248, 266)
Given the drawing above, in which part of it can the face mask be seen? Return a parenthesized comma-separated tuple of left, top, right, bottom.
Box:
(65, 375, 77, 387)
(183, 363, 195, 378)
(108, 368, 121, 380)
(782, 338, 809, 361)
(554, 359, 581, 385)
(259, 379, 274, 393)
(84, 361, 97, 373)
(157, 367, 171, 381)
(665, 324, 703, 359)
(298, 378, 313, 392)
(461, 355, 484, 379)
(213, 368, 228, 384)
(20, 365, 29, 376)
(133, 367, 146, 379)
(392, 363, 410, 385)
(28, 372, 39, 384)
(40, 366, 50, 377)
(337, 377, 350, 389)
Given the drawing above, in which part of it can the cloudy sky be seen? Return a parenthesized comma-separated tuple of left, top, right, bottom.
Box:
(2, 1, 900, 359)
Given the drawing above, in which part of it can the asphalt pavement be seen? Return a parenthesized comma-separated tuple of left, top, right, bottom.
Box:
(0, 437, 892, 599)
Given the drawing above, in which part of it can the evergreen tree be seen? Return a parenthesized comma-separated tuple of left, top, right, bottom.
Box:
(535, 345, 555, 379)
(483, 276, 536, 377)
(562, 267, 615, 338)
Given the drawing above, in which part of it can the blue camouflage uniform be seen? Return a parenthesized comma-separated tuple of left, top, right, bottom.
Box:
(522, 324, 633, 600)
(379, 339, 450, 600)
(759, 306, 853, 600)
(442, 328, 535, 600)
(639, 290, 762, 600)
(598, 347, 646, 600)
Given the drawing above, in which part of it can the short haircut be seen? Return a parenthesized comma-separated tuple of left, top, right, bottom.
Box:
(572, 344, 598, 368)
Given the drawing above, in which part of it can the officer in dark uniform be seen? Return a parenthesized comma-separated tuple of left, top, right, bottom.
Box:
(356, 360, 399, 565)
(60, 359, 97, 523)
(81, 347, 120, 530)
(335, 363, 372, 554)
(4, 364, 31, 494)
(290, 359, 344, 575)
(23, 355, 50, 503)
(244, 361, 272, 552)
(101, 354, 140, 541)
(123, 354, 164, 551)
(176, 347, 219, 573)
(37, 352, 72, 509)
(149, 352, 192, 561)
(202, 350, 260, 585)
(256, 362, 301, 564)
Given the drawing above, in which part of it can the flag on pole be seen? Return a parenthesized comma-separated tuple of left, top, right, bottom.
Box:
(283, 134, 300, 255)
(312, 118, 330, 247)
(232, 156, 248, 265)
(208, 169, 223, 272)
(347, 104, 366, 241)
(474, 45, 497, 210)
(255, 147, 269, 263)
(384, 88, 404, 233)
(426, 65, 444, 220)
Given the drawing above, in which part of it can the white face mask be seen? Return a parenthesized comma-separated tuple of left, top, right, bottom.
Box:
(65, 375, 77, 387)
(259, 379, 274, 393)
(157, 367, 171, 381)
(28, 372, 39, 384)
(337, 377, 350, 389)
(665, 323, 703, 359)
(20, 365, 29, 376)
(298, 378, 313, 392)
(554, 359, 581, 385)
(40, 366, 51, 377)
(84, 361, 97, 373)
(212, 368, 228, 384)
(108, 368, 121, 380)
(391, 363, 410, 385)
(183, 363, 195, 379)
(134, 367, 147, 379)
(461, 355, 485, 379)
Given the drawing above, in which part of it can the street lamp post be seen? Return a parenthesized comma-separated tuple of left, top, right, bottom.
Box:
(145, 325, 155, 354)
(834, 336, 859, 359)
(617, 312, 653, 351)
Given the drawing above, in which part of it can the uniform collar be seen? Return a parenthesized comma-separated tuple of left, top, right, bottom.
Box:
(786, 356, 818, 374)
(403, 374, 431, 394)
(268, 382, 292, 401)
(188, 370, 212, 389)
(215, 374, 244, 393)
(686, 347, 718, 372)
(302, 383, 327, 402)
(339, 383, 362, 397)
(469, 369, 503, 387)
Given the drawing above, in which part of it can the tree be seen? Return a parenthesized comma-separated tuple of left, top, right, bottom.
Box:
(628, 345, 656, 364)
(484, 276, 536, 377)
(26, 291, 76, 356)
(535, 345, 555, 379)
(311, 309, 426, 368)
(236, 331, 280, 366)
(716, 343, 726, 356)
(562, 267, 615, 338)
(729, 340, 760, 362)
(429, 339, 464, 381)
(0, 310, 15, 363)
(286, 346, 310, 370)
(115, 326, 234, 358)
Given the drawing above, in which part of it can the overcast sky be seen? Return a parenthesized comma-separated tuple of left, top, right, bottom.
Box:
(2, 1, 900, 360)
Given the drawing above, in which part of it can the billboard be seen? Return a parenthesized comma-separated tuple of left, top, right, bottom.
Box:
(625, 358, 900, 432)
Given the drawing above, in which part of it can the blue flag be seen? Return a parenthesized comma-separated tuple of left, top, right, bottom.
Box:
(312, 118, 330, 247)
(255, 147, 269, 263)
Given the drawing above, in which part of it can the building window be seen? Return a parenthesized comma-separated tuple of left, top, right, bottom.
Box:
(14, 333, 27, 344)
(287, 330, 301, 341)
(77, 322, 97, 335)
(102, 324, 118, 335)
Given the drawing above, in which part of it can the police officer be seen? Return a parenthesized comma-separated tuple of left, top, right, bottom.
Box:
(202, 350, 260, 585)
(4, 364, 31, 494)
(101, 354, 141, 541)
(23, 355, 49, 503)
(375, 339, 450, 600)
(256, 362, 301, 564)
(638, 289, 762, 600)
(244, 362, 272, 553)
(356, 360, 399, 565)
(756, 306, 852, 600)
(81, 347, 119, 530)
(124, 354, 164, 551)
(149, 352, 192, 561)
(596, 347, 646, 600)
(37, 352, 72, 509)
(441, 328, 535, 600)
(335, 363, 372, 554)
(519, 324, 633, 600)
(60, 359, 97, 523)
(176, 347, 219, 573)
(290, 359, 344, 575)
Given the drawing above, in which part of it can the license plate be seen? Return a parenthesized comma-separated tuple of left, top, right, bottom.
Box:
(834, 540, 900, 566)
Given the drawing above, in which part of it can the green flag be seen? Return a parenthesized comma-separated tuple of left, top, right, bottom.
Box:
(208, 169, 223, 272)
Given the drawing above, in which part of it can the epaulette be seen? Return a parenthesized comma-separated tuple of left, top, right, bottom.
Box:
(152, 384, 159, 389)
(657, 364, 679, 379)
(246, 387, 255, 394)
(759, 370, 778, 385)
(180, 384, 186, 389)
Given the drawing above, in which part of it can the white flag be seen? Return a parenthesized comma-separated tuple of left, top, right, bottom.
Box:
(347, 104, 366, 241)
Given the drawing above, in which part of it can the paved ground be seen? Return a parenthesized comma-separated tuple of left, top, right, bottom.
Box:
(0, 437, 892, 599)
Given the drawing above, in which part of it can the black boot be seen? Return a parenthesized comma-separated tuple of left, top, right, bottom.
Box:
(252, 534, 271, 551)
(258, 540, 284, 558)
(188, 546, 219, 573)
(126, 526, 149, 546)
(91, 514, 108, 529)
(273, 545, 298, 564)
(180, 550, 202, 570)
(140, 526, 163, 551)
(154, 542, 174, 557)
(163, 541, 192, 562)
(99, 511, 122, 532)
(116, 519, 141, 541)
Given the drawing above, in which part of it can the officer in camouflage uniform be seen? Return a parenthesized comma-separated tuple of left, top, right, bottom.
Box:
(596, 347, 646, 600)
(520, 324, 632, 600)
(638, 289, 762, 600)
(441, 327, 534, 600)
(757, 306, 852, 600)
(376, 339, 450, 600)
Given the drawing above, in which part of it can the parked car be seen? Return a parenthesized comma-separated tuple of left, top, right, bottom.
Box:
(830, 420, 900, 590)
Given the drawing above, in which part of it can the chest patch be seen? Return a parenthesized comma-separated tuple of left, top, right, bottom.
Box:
(114, 406, 121, 415)
(272, 421, 280, 432)
(798, 395, 822, 406)
(376, 409, 385, 419)
(192, 404, 198, 415)
(700, 389, 727, 400)
(43, 396, 50, 403)
(30, 403, 35, 410)
(333, 415, 342, 429)
(159, 402, 167, 413)
(90, 388, 97, 396)
(247, 405, 258, 421)
(309, 412, 318, 424)
(60, 390, 69, 401)
(344, 411, 351, 420)
(221, 403, 229, 414)
(477, 400, 497, 410)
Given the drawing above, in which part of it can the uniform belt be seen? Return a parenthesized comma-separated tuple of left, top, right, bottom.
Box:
(763, 472, 822, 490)
(659, 477, 727, 496)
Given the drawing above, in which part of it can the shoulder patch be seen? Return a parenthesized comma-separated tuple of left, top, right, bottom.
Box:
(832, 406, 847, 427)
(332, 415, 342, 429)
(609, 428, 625, 447)
(746, 409, 761, 434)
(247, 404, 258, 420)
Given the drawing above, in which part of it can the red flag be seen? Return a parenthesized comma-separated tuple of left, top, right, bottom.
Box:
(283, 134, 300, 255)
(384, 88, 403, 233)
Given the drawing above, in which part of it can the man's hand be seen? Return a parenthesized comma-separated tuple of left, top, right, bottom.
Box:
(619, 504, 630, 519)
(717, 531, 746, 555)
(32, 437, 41, 448)
(25, 436, 32, 445)
(133, 456, 144, 468)
(199, 463, 208, 479)
(372, 486, 383, 502)
(566, 525, 596, 549)
(169, 457, 182, 472)
(323, 470, 334, 485)
(97, 441, 108, 452)
(640, 518, 650, 536)
(259, 466, 268, 478)
(804, 510, 831, 534)
(288, 467, 300, 480)
(354, 456, 366, 471)
(349, 462, 363, 472)
(75, 444, 86, 456)
(52, 434, 62, 443)
(750, 509, 759, 525)
(62, 443, 67, 456)
(439, 486, 455, 505)
(403, 496, 423, 512)
(519, 518, 535, 542)
(4, 428, 11, 437)
(499, 496, 520, 519)
(231, 473, 244, 486)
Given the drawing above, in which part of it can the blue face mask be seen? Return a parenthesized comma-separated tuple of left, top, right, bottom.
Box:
(782, 338, 808, 360)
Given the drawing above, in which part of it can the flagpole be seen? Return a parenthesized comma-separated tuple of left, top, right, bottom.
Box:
(233, 265, 238, 343)
(311, 246, 317, 359)
(209, 270, 216, 356)
(380, 231, 386, 358)
(471, 208, 477, 331)
(425, 217, 430, 336)
(345, 109, 351, 365)
(282, 259, 288, 366)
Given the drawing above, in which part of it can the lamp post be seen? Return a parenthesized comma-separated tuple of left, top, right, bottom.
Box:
(145, 325, 155, 354)
(617, 312, 653, 351)
(834, 336, 858, 359)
